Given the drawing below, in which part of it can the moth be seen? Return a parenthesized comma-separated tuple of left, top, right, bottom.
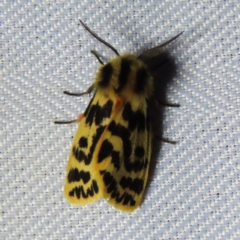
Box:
(55, 20, 182, 212)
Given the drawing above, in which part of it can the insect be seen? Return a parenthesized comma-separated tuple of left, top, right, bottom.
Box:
(55, 20, 182, 212)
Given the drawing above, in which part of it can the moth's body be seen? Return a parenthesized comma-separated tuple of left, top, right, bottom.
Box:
(65, 54, 154, 211)
(58, 20, 182, 212)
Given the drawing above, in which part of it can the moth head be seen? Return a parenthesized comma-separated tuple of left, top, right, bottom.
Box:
(78, 20, 182, 101)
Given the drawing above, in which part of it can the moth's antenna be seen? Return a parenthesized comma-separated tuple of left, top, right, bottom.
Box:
(138, 31, 184, 60)
(79, 19, 120, 56)
(153, 31, 184, 49)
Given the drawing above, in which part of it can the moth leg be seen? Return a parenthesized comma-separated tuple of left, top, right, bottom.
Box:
(91, 50, 104, 65)
(161, 137, 178, 144)
(63, 84, 94, 96)
(153, 134, 177, 144)
(54, 113, 84, 124)
(154, 96, 180, 107)
(54, 119, 77, 124)
(158, 101, 180, 107)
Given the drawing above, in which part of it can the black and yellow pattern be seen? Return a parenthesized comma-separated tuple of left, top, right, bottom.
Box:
(65, 54, 153, 211)
(61, 20, 182, 212)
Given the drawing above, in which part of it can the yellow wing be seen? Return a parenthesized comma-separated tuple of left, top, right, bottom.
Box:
(93, 98, 152, 212)
(64, 89, 118, 204)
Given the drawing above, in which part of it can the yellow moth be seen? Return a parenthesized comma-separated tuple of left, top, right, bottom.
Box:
(55, 20, 182, 212)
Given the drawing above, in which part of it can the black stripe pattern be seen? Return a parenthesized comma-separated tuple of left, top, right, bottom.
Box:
(97, 55, 151, 97)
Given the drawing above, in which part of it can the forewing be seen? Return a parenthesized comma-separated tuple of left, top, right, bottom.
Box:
(64, 91, 116, 204)
(94, 99, 152, 212)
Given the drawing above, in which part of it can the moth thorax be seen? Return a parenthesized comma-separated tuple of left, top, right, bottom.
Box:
(95, 54, 153, 99)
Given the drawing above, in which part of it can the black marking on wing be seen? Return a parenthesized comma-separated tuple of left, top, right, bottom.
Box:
(73, 125, 106, 165)
(86, 100, 113, 126)
(107, 120, 148, 172)
(124, 158, 148, 173)
(84, 94, 95, 117)
(79, 137, 88, 148)
(72, 147, 87, 164)
(111, 151, 120, 171)
(69, 180, 99, 199)
(134, 146, 145, 158)
(122, 102, 146, 131)
(90, 125, 107, 158)
(68, 168, 90, 184)
(108, 120, 132, 159)
(115, 59, 132, 93)
(98, 139, 113, 162)
(98, 139, 121, 170)
(100, 171, 136, 206)
(98, 63, 113, 88)
(119, 176, 144, 195)
(108, 120, 131, 139)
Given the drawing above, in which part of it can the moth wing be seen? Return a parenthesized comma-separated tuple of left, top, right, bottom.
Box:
(94, 100, 152, 212)
(64, 90, 116, 204)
